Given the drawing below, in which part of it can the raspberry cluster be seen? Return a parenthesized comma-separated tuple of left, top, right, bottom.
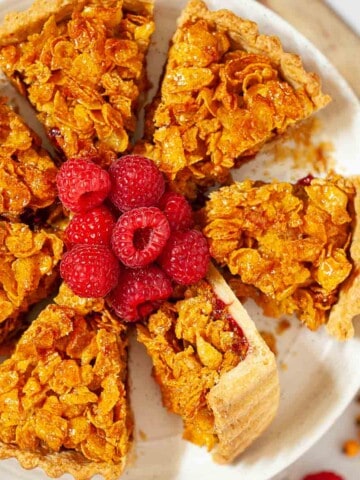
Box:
(57, 155, 210, 322)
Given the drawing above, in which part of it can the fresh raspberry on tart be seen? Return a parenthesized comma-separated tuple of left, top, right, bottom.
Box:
(56, 158, 111, 214)
(109, 155, 165, 212)
(64, 205, 116, 248)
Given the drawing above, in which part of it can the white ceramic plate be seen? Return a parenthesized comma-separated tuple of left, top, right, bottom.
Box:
(1, 1, 360, 480)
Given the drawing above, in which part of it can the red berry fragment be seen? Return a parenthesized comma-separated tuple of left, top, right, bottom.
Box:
(64, 205, 116, 248)
(111, 207, 170, 268)
(56, 157, 111, 213)
(302, 472, 344, 480)
(297, 173, 315, 186)
(60, 244, 119, 298)
(108, 265, 173, 322)
(109, 155, 165, 212)
(158, 191, 194, 231)
(159, 229, 210, 285)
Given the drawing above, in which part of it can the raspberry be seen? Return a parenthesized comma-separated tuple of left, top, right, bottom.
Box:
(302, 473, 344, 480)
(60, 244, 119, 298)
(159, 229, 210, 285)
(108, 265, 173, 322)
(158, 191, 194, 231)
(297, 173, 315, 186)
(108, 155, 165, 212)
(111, 207, 170, 268)
(56, 157, 111, 213)
(64, 206, 116, 248)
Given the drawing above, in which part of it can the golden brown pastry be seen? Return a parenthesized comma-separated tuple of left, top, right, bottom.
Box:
(0, 0, 154, 166)
(202, 173, 359, 339)
(136, 0, 331, 197)
(138, 263, 279, 463)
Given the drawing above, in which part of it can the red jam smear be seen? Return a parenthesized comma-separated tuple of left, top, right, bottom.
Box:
(213, 297, 249, 359)
(297, 173, 314, 186)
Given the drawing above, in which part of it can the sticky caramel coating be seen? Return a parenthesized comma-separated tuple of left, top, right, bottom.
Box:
(0, 221, 63, 343)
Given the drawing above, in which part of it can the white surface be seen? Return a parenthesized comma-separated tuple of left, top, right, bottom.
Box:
(272, 390, 360, 480)
(326, 0, 360, 36)
(0, 1, 360, 480)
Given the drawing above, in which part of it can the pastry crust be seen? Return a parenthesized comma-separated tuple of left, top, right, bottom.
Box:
(206, 263, 279, 463)
(0, 0, 82, 46)
(177, 0, 330, 110)
(0, 445, 126, 480)
(326, 177, 360, 340)
(0, 0, 154, 46)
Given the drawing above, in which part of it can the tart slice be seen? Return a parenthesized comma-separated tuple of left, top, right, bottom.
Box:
(0, 286, 132, 480)
(0, 220, 63, 344)
(0, 97, 58, 219)
(202, 173, 360, 339)
(137, 263, 279, 463)
(137, 0, 331, 196)
(0, 0, 154, 165)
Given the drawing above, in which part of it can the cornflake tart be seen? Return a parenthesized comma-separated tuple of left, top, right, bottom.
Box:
(138, 263, 279, 463)
(0, 284, 132, 480)
(0, 0, 154, 166)
(137, 0, 331, 197)
(202, 174, 360, 340)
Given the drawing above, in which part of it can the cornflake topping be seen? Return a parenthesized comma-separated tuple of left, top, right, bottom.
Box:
(137, 0, 329, 196)
(0, 302, 131, 465)
(137, 279, 248, 450)
(0, 0, 154, 165)
(203, 173, 355, 331)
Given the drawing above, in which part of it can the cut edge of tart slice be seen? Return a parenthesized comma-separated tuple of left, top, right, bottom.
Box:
(137, 0, 331, 197)
(0, 0, 154, 165)
(0, 283, 132, 480)
(137, 262, 279, 464)
(326, 176, 360, 340)
(206, 263, 279, 463)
